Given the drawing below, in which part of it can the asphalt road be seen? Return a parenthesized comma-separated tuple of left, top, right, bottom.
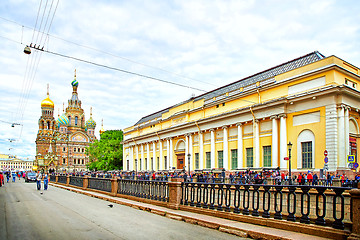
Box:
(0, 180, 248, 240)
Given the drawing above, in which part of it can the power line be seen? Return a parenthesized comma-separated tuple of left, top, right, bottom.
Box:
(0, 15, 218, 88)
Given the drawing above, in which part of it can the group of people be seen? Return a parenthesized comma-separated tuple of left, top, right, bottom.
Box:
(36, 171, 49, 191)
(0, 170, 49, 191)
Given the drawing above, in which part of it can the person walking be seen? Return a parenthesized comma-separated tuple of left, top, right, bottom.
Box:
(36, 171, 42, 190)
(6, 171, 10, 183)
(12, 171, 16, 182)
(43, 173, 49, 190)
(0, 172, 4, 187)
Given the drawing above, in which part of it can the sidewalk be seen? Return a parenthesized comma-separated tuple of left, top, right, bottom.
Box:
(49, 182, 338, 240)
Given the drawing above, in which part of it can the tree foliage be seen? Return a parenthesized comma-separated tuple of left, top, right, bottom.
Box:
(86, 130, 123, 171)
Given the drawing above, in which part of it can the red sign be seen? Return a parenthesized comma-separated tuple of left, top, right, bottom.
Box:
(324, 150, 328, 157)
(284, 157, 289, 161)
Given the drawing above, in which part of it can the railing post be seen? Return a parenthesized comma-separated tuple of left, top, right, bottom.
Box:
(55, 175, 58, 183)
(348, 188, 360, 240)
(168, 178, 183, 210)
(111, 178, 118, 197)
(66, 175, 70, 186)
(83, 175, 89, 189)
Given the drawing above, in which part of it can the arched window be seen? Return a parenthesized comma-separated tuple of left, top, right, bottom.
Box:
(68, 116, 71, 125)
(75, 116, 78, 126)
(47, 121, 50, 129)
(297, 129, 315, 169)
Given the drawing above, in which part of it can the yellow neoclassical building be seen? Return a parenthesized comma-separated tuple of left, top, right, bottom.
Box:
(122, 52, 360, 175)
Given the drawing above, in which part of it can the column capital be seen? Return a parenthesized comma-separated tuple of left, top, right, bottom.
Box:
(222, 125, 228, 130)
(278, 113, 287, 118)
(236, 122, 242, 127)
(270, 115, 278, 120)
(209, 128, 215, 132)
(253, 119, 259, 123)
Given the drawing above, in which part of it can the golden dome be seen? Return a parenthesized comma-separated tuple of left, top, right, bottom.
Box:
(41, 94, 54, 108)
(99, 118, 105, 135)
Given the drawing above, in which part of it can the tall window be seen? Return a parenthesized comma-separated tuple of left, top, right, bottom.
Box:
(75, 116, 78, 126)
(195, 153, 199, 169)
(206, 152, 211, 169)
(68, 116, 71, 125)
(151, 157, 153, 170)
(127, 160, 129, 170)
(263, 146, 271, 167)
(63, 158, 66, 164)
(302, 141, 312, 168)
(139, 158, 142, 170)
(164, 156, 167, 170)
(218, 151, 223, 168)
(157, 157, 159, 170)
(231, 149, 237, 170)
(246, 148, 253, 167)
(145, 158, 147, 170)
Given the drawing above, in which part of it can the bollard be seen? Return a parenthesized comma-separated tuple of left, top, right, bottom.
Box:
(55, 175, 58, 183)
(111, 178, 118, 197)
(167, 178, 184, 210)
(83, 175, 89, 189)
(66, 175, 70, 185)
(348, 188, 360, 240)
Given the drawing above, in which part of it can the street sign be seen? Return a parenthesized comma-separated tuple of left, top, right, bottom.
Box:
(323, 163, 329, 170)
(324, 150, 328, 157)
(353, 162, 359, 169)
(347, 155, 355, 163)
(284, 157, 289, 161)
(348, 163, 354, 169)
(324, 157, 328, 163)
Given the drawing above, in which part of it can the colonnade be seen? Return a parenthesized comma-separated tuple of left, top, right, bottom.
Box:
(125, 115, 290, 171)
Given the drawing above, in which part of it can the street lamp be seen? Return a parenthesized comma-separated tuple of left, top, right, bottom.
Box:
(287, 141, 293, 185)
(187, 153, 191, 177)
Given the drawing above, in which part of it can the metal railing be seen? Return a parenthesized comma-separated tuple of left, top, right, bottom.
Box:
(180, 182, 352, 230)
(69, 176, 84, 188)
(88, 178, 112, 192)
(117, 179, 168, 202)
(58, 175, 67, 184)
(50, 175, 56, 182)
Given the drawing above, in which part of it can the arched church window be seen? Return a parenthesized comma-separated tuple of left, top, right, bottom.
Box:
(47, 121, 50, 129)
(75, 116, 78, 126)
(68, 116, 71, 125)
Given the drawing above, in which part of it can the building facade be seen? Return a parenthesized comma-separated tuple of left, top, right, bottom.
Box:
(122, 52, 360, 176)
(0, 154, 34, 172)
(35, 72, 97, 172)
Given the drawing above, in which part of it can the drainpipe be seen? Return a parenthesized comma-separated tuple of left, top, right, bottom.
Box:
(257, 88, 261, 103)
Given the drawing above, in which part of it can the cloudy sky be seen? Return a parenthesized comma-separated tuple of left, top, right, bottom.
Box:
(0, 0, 359, 160)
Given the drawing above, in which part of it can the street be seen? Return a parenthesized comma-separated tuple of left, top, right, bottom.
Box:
(0, 180, 247, 240)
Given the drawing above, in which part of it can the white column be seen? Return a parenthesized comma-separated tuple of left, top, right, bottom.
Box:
(345, 107, 350, 156)
(210, 129, 215, 168)
(135, 145, 139, 171)
(279, 115, 287, 169)
(199, 131, 204, 169)
(152, 141, 156, 170)
(223, 126, 229, 170)
(185, 134, 189, 167)
(338, 106, 346, 168)
(123, 145, 126, 170)
(140, 144, 144, 171)
(146, 143, 150, 170)
(159, 139, 163, 170)
(169, 138, 173, 169)
(130, 146, 134, 170)
(237, 123, 243, 169)
(167, 138, 170, 170)
(271, 116, 279, 168)
(189, 134, 193, 171)
(254, 120, 260, 168)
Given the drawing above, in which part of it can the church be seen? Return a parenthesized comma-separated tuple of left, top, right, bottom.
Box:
(35, 71, 103, 173)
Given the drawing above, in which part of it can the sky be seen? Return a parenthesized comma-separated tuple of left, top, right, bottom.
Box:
(0, 0, 359, 161)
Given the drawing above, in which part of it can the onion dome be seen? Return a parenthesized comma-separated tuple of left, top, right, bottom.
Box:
(57, 113, 69, 126)
(99, 119, 105, 135)
(71, 79, 79, 87)
(85, 107, 96, 129)
(41, 84, 54, 108)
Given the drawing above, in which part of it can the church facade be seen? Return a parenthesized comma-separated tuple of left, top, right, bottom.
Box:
(35, 72, 97, 172)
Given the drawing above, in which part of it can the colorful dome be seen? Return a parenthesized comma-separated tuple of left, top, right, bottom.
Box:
(41, 94, 54, 108)
(71, 79, 79, 87)
(57, 114, 69, 126)
(85, 117, 96, 129)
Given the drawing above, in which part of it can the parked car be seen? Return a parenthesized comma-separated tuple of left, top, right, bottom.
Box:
(25, 172, 36, 182)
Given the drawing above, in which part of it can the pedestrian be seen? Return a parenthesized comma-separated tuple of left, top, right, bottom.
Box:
(12, 171, 16, 182)
(36, 171, 42, 190)
(6, 171, 10, 183)
(43, 173, 49, 190)
(0, 172, 4, 187)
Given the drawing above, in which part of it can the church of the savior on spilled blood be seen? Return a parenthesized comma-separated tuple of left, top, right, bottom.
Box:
(35, 71, 104, 172)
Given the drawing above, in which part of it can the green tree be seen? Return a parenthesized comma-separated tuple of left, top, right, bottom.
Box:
(86, 130, 123, 171)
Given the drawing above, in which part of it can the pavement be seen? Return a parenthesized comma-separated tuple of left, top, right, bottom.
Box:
(49, 182, 335, 240)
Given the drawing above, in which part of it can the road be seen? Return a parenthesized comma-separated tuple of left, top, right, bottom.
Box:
(0, 180, 248, 240)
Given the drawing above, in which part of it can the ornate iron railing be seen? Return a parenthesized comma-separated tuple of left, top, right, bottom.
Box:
(180, 182, 352, 230)
(58, 175, 67, 184)
(69, 176, 84, 188)
(50, 175, 56, 182)
(117, 179, 168, 202)
(88, 178, 112, 192)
